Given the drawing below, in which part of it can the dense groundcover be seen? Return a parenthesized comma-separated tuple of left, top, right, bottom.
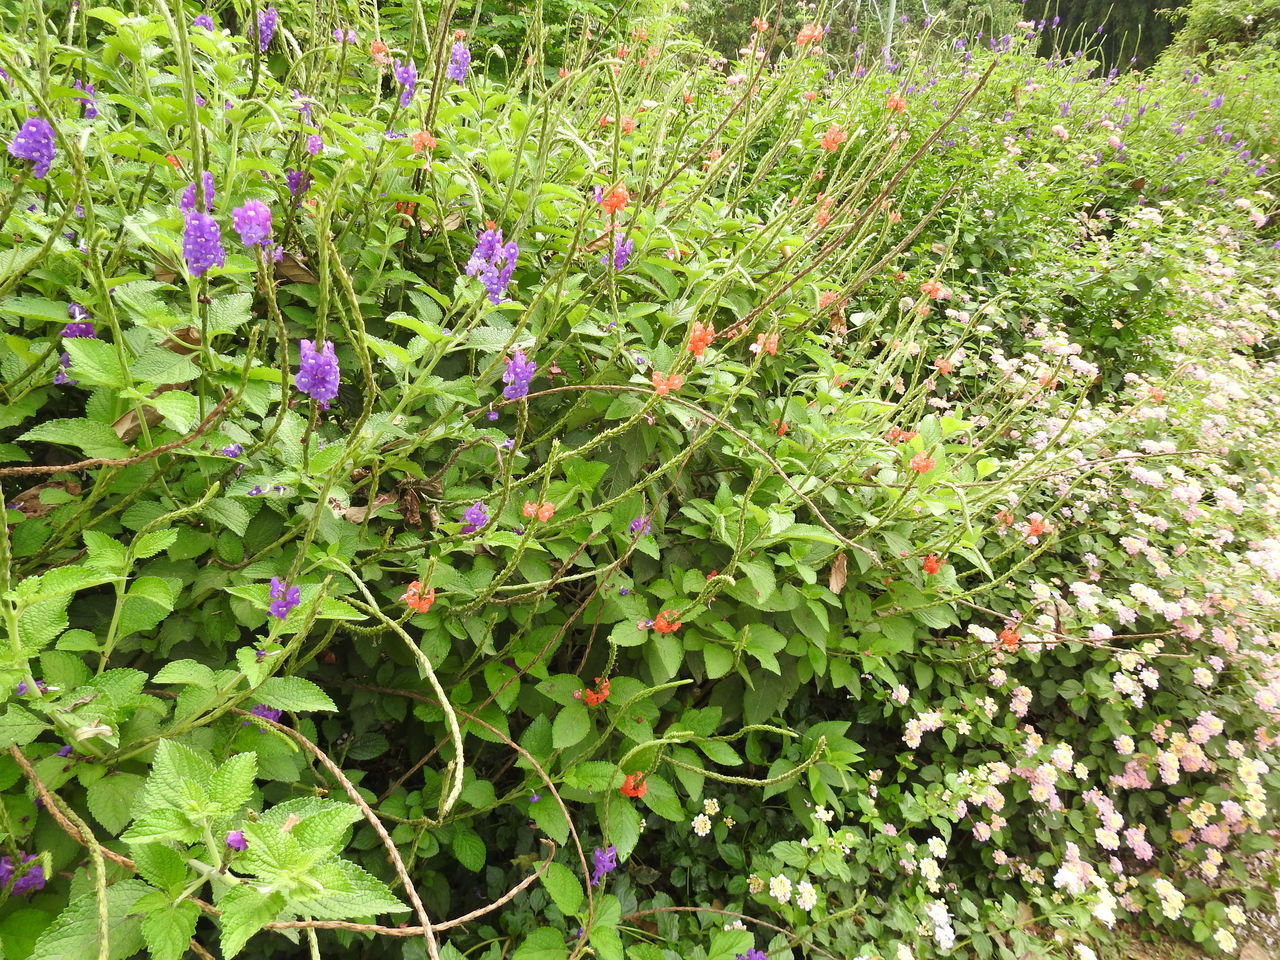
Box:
(0, 3, 1278, 959)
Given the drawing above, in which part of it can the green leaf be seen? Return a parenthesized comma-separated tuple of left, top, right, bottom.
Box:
(18, 418, 131, 459)
(218, 885, 285, 958)
(122, 808, 200, 844)
(83, 530, 128, 572)
(253, 676, 337, 712)
(31, 879, 150, 960)
(140, 901, 199, 960)
(132, 843, 189, 892)
(707, 929, 754, 960)
(63, 338, 128, 388)
(552, 702, 590, 749)
(0, 704, 48, 748)
(299, 860, 410, 920)
(152, 659, 215, 687)
(540, 861, 584, 916)
(606, 798, 642, 859)
(209, 752, 257, 817)
(86, 772, 145, 834)
(513, 927, 569, 960)
(451, 829, 486, 872)
(133, 528, 178, 559)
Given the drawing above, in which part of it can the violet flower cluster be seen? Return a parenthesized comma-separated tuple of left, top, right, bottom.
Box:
(182, 211, 225, 278)
(502, 350, 537, 400)
(465, 225, 518, 304)
(0, 854, 45, 895)
(602, 234, 634, 269)
(257, 7, 278, 52)
(590, 845, 617, 885)
(180, 171, 215, 213)
(393, 59, 417, 107)
(461, 502, 489, 534)
(63, 302, 95, 339)
(447, 42, 471, 83)
(73, 80, 97, 119)
(8, 117, 55, 179)
(268, 577, 300, 619)
(295, 338, 340, 408)
(231, 199, 272, 247)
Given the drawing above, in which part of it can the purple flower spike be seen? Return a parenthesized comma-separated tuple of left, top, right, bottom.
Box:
(267, 577, 301, 619)
(180, 171, 215, 213)
(182, 211, 225, 277)
(735, 951, 767, 960)
(257, 7, 278, 52)
(629, 515, 651, 535)
(62, 303, 96, 338)
(447, 42, 471, 83)
(461, 502, 489, 534)
(247, 703, 283, 726)
(590, 846, 617, 885)
(393, 59, 417, 107)
(225, 830, 248, 851)
(8, 117, 56, 179)
(295, 339, 340, 408)
(231, 199, 272, 247)
(602, 234, 633, 269)
(54, 352, 75, 386)
(73, 80, 97, 119)
(193, 13, 214, 29)
(502, 350, 537, 400)
(465, 225, 518, 304)
(285, 168, 312, 203)
(3, 855, 45, 895)
(306, 134, 322, 155)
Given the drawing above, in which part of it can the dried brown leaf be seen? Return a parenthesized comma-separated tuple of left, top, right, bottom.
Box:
(828, 552, 847, 594)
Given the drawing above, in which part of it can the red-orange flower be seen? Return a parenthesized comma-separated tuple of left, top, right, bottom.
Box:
(583, 676, 611, 706)
(621, 772, 647, 797)
(402, 581, 436, 613)
(651, 371, 683, 395)
(522, 500, 555, 522)
(601, 183, 630, 215)
(1026, 516, 1049, 538)
(999, 626, 1021, 648)
(934, 357, 955, 375)
(164, 154, 182, 170)
(886, 426, 919, 444)
(771, 419, 789, 436)
(796, 23, 824, 45)
(921, 554, 943, 576)
(682, 90, 694, 104)
(752, 16, 770, 31)
(820, 124, 847, 152)
(688, 321, 716, 356)
(803, 90, 818, 102)
(749, 332, 779, 356)
(371, 40, 391, 66)
(617, 44, 631, 58)
(412, 131, 437, 154)
(653, 609, 682, 633)
(885, 94, 907, 113)
(919, 279, 944, 299)
(620, 115, 637, 134)
(909, 452, 936, 474)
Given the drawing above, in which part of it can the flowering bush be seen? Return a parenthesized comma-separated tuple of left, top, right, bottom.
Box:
(0, 5, 1277, 960)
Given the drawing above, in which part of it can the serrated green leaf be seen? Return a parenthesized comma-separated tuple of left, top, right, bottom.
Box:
(218, 885, 285, 958)
(513, 927, 569, 960)
(63, 338, 128, 388)
(132, 528, 178, 559)
(451, 829, 486, 872)
(551, 702, 589, 749)
(540, 862, 584, 915)
(122, 808, 199, 844)
(83, 530, 128, 572)
(209, 752, 257, 817)
(140, 901, 199, 960)
(253, 676, 336, 712)
(86, 772, 145, 834)
(31, 879, 149, 960)
(131, 843, 189, 892)
(0, 704, 49, 748)
(152, 659, 215, 686)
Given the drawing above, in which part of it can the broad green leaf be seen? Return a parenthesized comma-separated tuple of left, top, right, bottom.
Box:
(253, 676, 337, 712)
(540, 861, 584, 915)
(86, 772, 146, 833)
(140, 901, 200, 960)
(551, 702, 590, 749)
(18, 419, 131, 459)
(63, 338, 128, 388)
(513, 927, 569, 960)
(31, 879, 149, 960)
(451, 829, 486, 872)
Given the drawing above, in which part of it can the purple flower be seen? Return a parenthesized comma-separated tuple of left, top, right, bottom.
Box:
(736, 951, 767, 960)
(285, 168, 312, 202)
(180, 171, 215, 213)
(529, 792, 541, 803)
(1, 855, 45, 895)
(295, 339, 340, 408)
(55, 744, 73, 757)
(247, 703, 282, 726)
(62, 320, 95, 338)
(461, 502, 488, 534)
(333, 27, 356, 43)
(54, 352, 75, 386)
(182, 211, 225, 277)
(629, 515, 651, 535)
(393, 59, 417, 107)
(486, 409, 499, 421)
(193, 13, 214, 29)
(446, 42, 471, 83)
(220, 443, 244, 457)
(502, 350, 537, 400)
(257, 7, 278, 52)
(225, 830, 248, 851)
(72, 80, 97, 119)
(268, 577, 301, 619)
(465, 225, 518, 304)
(231, 199, 272, 247)
(602, 234, 633, 269)
(8, 117, 55, 179)
(590, 845, 617, 885)
(306, 134, 322, 155)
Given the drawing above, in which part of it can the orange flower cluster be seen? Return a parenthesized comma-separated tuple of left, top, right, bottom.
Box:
(600, 183, 630, 215)
(402, 581, 435, 613)
(522, 501, 555, 522)
(653, 609, 682, 633)
(583, 676, 611, 706)
(921, 554, 943, 575)
(820, 124, 847, 152)
(621, 772, 647, 797)
(885, 426, 919, 444)
(909, 452, 936, 474)
(412, 131, 437, 154)
(999, 626, 1021, 649)
(688, 321, 716, 356)
(651, 371, 683, 395)
(796, 23, 824, 45)
(749, 332, 779, 356)
(885, 93, 907, 113)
